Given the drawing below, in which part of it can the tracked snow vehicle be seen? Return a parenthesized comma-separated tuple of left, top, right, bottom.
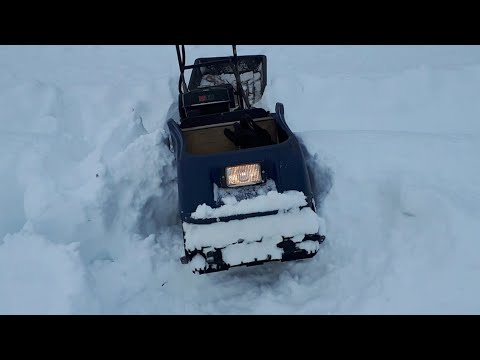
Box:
(167, 45, 325, 274)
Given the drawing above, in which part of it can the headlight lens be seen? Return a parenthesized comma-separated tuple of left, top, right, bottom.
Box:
(225, 163, 262, 187)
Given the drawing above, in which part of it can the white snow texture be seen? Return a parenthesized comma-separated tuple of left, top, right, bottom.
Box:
(1, 45, 480, 314)
(184, 207, 321, 251)
(191, 189, 308, 219)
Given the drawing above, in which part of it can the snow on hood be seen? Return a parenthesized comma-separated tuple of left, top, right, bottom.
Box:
(184, 206, 322, 251)
(191, 189, 308, 220)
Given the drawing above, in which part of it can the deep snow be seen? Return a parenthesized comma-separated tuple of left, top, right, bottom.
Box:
(1, 45, 480, 314)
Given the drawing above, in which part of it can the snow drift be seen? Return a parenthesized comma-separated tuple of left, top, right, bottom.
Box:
(1, 45, 480, 314)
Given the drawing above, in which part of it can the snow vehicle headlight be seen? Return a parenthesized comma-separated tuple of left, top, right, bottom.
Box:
(225, 163, 262, 187)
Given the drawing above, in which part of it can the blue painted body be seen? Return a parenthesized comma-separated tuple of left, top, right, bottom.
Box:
(167, 102, 315, 224)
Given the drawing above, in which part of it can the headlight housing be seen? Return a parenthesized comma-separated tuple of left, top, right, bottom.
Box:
(225, 163, 262, 187)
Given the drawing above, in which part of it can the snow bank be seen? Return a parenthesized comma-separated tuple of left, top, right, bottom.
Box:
(0, 228, 88, 314)
(99, 128, 177, 235)
(2, 45, 480, 314)
(298, 131, 480, 314)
